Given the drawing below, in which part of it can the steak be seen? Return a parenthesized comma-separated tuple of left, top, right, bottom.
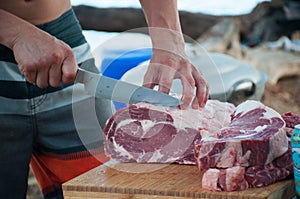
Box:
(281, 112, 300, 137)
(245, 144, 293, 188)
(195, 100, 288, 170)
(103, 100, 235, 164)
(202, 146, 293, 191)
(202, 166, 249, 191)
(201, 111, 295, 192)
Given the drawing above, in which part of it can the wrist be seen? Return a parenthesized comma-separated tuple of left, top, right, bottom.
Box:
(149, 27, 186, 57)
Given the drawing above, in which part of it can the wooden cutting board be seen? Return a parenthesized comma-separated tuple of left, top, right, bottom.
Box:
(62, 162, 295, 199)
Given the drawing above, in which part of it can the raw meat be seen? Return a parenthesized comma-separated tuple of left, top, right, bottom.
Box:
(202, 111, 294, 192)
(281, 112, 300, 129)
(103, 100, 235, 164)
(281, 112, 300, 137)
(245, 145, 293, 188)
(195, 100, 288, 170)
(202, 166, 249, 191)
(103, 99, 291, 192)
(202, 146, 293, 191)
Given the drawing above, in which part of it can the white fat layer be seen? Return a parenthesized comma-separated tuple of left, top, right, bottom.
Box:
(135, 102, 200, 129)
(267, 128, 288, 164)
(234, 133, 258, 139)
(234, 100, 262, 117)
(234, 126, 267, 139)
(140, 120, 156, 134)
(264, 105, 284, 120)
(135, 100, 235, 131)
(147, 150, 164, 162)
(234, 100, 283, 121)
(117, 119, 156, 137)
(117, 119, 173, 138)
(136, 150, 147, 162)
(202, 169, 221, 191)
(201, 136, 219, 141)
(225, 166, 244, 190)
(254, 125, 268, 133)
(116, 119, 134, 131)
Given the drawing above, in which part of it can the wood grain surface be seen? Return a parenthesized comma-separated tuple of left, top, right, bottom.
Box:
(62, 162, 295, 199)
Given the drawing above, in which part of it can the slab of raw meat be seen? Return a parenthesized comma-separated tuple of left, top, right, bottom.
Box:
(195, 100, 288, 170)
(103, 100, 235, 164)
(103, 99, 292, 192)
(281, 112, 300, 137)
(202, 166, 249, 191)
(202, 112, 294, 192)
(244, 144, 293, 188)
(202, 145, 292, 191)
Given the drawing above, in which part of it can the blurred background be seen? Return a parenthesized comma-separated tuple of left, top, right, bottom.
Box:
(70, 0, 268, 15)
(27, 0, 299, 198)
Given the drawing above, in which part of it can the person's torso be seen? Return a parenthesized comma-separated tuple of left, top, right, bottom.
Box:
(0, 0, 71, 25)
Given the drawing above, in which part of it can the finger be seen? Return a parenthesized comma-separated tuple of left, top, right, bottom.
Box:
(61, 55, 78, 85)
(157, 71, 174, 94)
(180, 73, 195, 110)
(192, 70, 209, 109)
(49, 63, 62, 87)
(202, 82, 209, 106)
(158, 64, 176, 94)
(192, 83, 208, 109)
(143, 82, 157, 90)
(19, 65, 26, 75)
(36, 66, 49, 88)
(23, 71, 36, 85)
(191, 97, 199, 110)
(143, 69, 156, 89)
(19, 63, 38, 85)
(197, 77, 209, 108)
(23, 70, 37, 85)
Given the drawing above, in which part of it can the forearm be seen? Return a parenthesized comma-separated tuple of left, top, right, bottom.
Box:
(139, 0, 181, 31)
(139, 0, 185, 53)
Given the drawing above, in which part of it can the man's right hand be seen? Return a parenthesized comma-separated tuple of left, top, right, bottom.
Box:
(12, 27, 78, 88)
(0, 9, 78, 88)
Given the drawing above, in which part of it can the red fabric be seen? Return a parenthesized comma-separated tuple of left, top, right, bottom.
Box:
(30, 147, 109, 196)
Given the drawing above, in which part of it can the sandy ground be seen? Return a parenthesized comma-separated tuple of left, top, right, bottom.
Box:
(27, 170, 43, 199)
(262, 76, 300, 114)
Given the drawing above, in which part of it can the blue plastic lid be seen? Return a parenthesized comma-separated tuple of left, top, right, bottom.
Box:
(101, 48, 152, 79)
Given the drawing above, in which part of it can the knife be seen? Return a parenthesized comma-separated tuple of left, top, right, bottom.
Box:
(75, 68, 182, 107)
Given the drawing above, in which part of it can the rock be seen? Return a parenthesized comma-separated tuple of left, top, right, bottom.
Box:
(243, 47, 300, 85)
(262, 76, 300, 114)
(194, 18, 243, 59)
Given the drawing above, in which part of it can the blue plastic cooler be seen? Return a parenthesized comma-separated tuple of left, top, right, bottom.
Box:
(101, 48, 152, 79)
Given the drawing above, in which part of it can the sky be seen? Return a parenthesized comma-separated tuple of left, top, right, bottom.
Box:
(71, 0, 269, 16)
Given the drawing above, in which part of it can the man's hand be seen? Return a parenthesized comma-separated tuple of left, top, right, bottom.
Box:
(0, 9, 78, 88)
(12, 27, 78, 88)
(143, 49, 209, 109)
(139, 0, 209, 109)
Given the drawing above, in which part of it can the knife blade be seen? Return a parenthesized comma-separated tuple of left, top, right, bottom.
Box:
(75, 68, 182, 107)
